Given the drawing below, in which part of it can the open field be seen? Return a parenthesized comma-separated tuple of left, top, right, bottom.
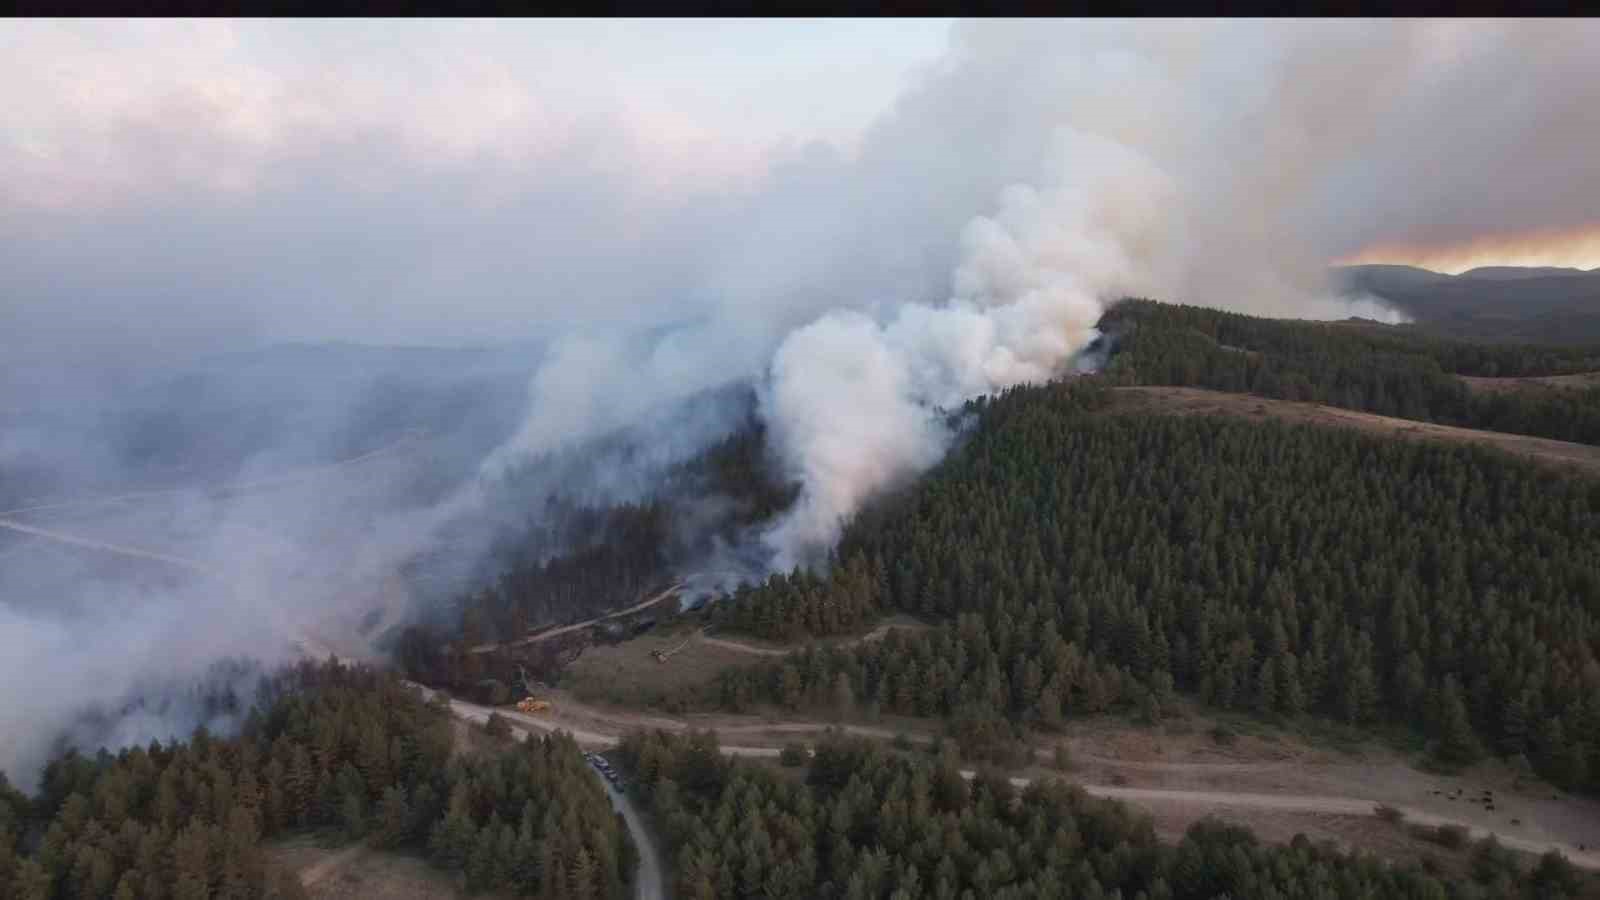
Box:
(1108, 385, 1600, 476)
(564, 614, 930, 708)
(563, 624, 757, 707)
(1460, 372, 1600, 394)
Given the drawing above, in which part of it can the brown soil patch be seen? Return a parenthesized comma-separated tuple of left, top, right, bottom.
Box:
(1461, 372, 1600, 394)
(1132, 803, 1468, 876)
(269, 836, 495, 900)
(1109, 386, 1600, 477)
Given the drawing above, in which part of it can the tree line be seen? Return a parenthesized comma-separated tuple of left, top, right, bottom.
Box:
(1094, 297, 1600, 445)
(0, 660, 632, 900)
(702, 379, 1600, 788)
(1099, 300, 1600, 445)
(616, 727, 1587, 900)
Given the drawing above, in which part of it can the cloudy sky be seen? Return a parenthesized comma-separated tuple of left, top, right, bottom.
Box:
(0, 19, 952, 361)
(3, 18, 1597, 380)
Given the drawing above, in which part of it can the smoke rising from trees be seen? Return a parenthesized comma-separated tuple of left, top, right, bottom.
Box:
(3, 19, 1598, 784)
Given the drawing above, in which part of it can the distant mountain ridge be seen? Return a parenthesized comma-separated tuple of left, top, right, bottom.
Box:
(1331, 263, 1600, 344)
(1457, 265, 1595, 280)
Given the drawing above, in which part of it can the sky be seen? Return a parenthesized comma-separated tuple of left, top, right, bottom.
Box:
(4, 17, 1598, 380)
(0, 18, 954, 363)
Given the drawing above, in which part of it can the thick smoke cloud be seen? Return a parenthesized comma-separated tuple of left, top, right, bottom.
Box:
(4, 19, 1599, 785)
(760, 129, 1170, 567)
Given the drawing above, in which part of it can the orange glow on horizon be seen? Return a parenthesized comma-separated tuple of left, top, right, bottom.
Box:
(1334, 224, 1600, 274)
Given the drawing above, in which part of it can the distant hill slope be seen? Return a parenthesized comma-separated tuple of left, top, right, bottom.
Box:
(1458, 265, 1594, 280)
(1332, 264, 1600, 343)
(0, 340, 543, 509)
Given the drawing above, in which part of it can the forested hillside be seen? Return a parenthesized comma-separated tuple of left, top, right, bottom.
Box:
(617, 728, 1587, 900)
(1099, 300, 1600, 444)
(707, 379, 1600, 788)
(396, 418, 798, 687)
(0, 661, 632, 900)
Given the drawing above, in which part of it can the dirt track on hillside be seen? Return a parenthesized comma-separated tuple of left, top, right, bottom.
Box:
(697, 616, 928, 657)
(1110, 386, 1600, 476)
(466, 583, 684, 655)
(410, 682, 1600, 870)
(1461, 372, 1600, 394)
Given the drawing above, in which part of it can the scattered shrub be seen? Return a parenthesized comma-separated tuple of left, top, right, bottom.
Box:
(1053, 745, 1074, 772)
(484, 712, 513, 739)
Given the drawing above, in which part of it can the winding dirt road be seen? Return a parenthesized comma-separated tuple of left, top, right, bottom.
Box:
(466, 583, 685, 655)
(411, 685, 1600, 872)
(411, 684, 670, 899)
(596, 770, 665, 900)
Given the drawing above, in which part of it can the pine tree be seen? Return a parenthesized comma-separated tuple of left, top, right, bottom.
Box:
(1434, 676, 1480, 766)
(376, 785, 410, 848)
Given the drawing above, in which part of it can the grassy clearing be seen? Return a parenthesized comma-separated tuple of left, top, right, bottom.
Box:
(562, 624, 751, 712)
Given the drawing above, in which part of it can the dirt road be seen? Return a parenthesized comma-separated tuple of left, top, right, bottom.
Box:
(696, 617, 928, 658)
(596, 769, 665, 900)
(981, 776, 1600, 870)
(0, 429, 427, 518)
(413, 684, 1600, 871)
(411, 685, 671, 899)
(0, 517, 215, 573)
(467, 583, 684, 655)
(1110, 386, 1600, 476)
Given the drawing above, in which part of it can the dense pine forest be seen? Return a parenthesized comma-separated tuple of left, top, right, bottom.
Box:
(706, 378, 1600, 787)
(1100, 300, 1600, 445)
(0, 661, 632, 900)
(616, 728, 1587, 900)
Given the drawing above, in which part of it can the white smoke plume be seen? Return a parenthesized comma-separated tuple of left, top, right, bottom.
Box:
(760, 129, 1174, 566)
(5, 19, 1600, 784)
(501, 19, 1600, 566)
